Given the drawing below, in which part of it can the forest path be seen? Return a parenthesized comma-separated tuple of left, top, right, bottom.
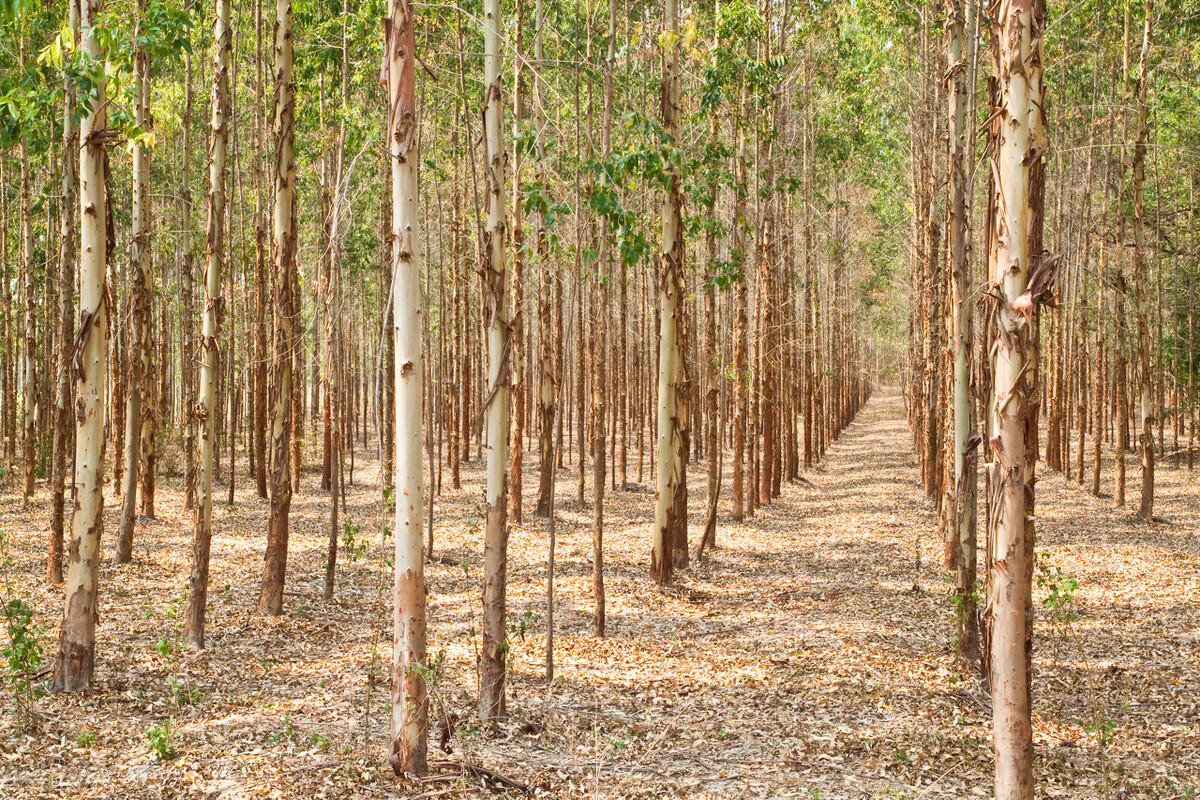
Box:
(5, 389, 1197, 799)
(475, 386, 1198, 799)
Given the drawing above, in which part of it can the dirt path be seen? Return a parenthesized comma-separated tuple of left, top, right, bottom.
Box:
(3, 391, 1196, 799)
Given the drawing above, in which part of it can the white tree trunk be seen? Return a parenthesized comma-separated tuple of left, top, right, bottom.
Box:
(479, 0, 510, 721)
(54, 0, 108, 692)
(385, 0, 428, 774)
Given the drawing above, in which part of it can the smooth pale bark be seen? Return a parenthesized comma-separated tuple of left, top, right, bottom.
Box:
(185, 0, 230, 649)
(651, 0, 686, 585)
(987, 0, 1047, 796)
(945, 0, 978, 665)
(479, 0, 511, 720)
(49, 0, 80, 585)
(259, 0, 296, 617)
(54, 0, 108, 692)
(1131, 5, 1154, 523)
(117, 19, 153, 564)
(384, 0, 428, 772)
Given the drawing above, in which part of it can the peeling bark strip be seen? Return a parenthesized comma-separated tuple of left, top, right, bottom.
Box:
(985, 0, 1054, 796)
(651, 0, 686, 586)
(260, 0, 296, 618)
(479, 0, 511, 722)
(186, 0, 232, 650)
(384, 0, 428, 775)
(54, 0, 109, 693)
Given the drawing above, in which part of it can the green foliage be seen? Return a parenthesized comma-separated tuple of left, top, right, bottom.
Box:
(2, 596, 44, 724)
(1035, 552, 1080, 640)
(167, 674, 201, 707)
(340, 518, 367, 563)
(147, 720, 178, 761)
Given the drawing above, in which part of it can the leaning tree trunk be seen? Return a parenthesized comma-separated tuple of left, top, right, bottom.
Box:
(479, 0, 511, 721)
(650, 0, 685, 585)
(185, 0, 230, 649)
(49, 0, 80, 585)
(53, 0, 108, 692)
(986, 0, 1051, 796)
(259, 0, 296, 617)
(384, 0, 428, 773)
(117, 20, 153, 564)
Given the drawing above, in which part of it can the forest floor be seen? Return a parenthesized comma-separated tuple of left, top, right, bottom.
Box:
(1, 389, 1198, 799)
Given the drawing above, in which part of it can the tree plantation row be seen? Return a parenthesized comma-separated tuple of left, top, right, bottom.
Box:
(0, 0, 1197, 798)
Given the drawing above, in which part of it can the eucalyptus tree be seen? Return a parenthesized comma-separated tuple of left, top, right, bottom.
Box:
(53, 0, 109, 692)
(1130, 3, 1153, 523)
(49, 0, 81, 586)
(116, 0, 155, 564)
(260, 0, 297, 617)
(185, 0, 232, 649)
(985, 0, 1053, 795)
(650, 0, 686, 585)
(944, 0, 980, 664)
(479, 0, 511, 719)
(384, 0, 427, 772)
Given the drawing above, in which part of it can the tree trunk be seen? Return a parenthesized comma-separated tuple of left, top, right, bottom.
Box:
(53, 0, 108, 692)
(651, 0, 685, 585)
(731, 124, 748, 522)
(1131, 5, 1154, 523)
(986, 0, 1048, 795)
(323, 0, 350, 601)
(480, 0, 511, 720)
(19, 118, 35, 504)
(253, 0, 268, 500)
(507, 0, 527, 525)
(182, 27, 198, 512)
(385, 0, 428, 772)
(49, 0, 80, 585)
(259, 0, 296, 617)
(185, 0, 230, 649)
(117, 23, 153, 564)
(945, 0, 979, 667)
